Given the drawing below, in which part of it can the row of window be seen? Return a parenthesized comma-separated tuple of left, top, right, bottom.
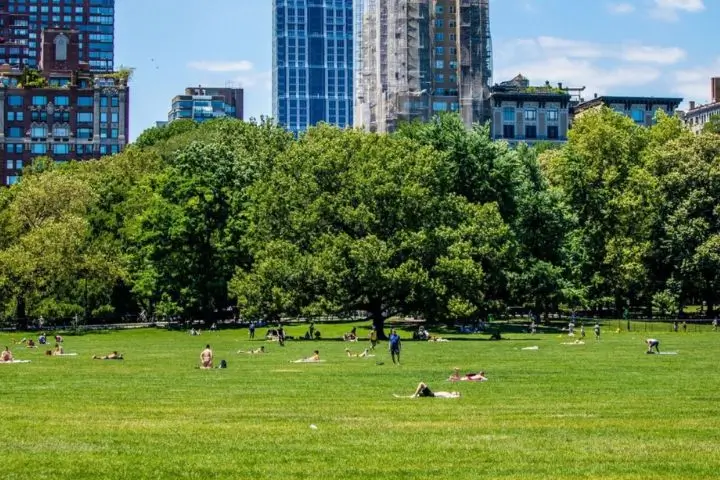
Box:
(502, 125, 561, 140)
(502, 108, 561, 123)
(6, 95, 120, 108)
(6, 126, 120, 138)
(2, 142, 122, 156)
(4, 3, 113, 15)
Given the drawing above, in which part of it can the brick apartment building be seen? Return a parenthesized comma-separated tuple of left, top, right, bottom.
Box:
(0, 27, 128, 186)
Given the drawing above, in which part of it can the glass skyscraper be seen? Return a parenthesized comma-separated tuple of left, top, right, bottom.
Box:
(272, 0, 353, 135)
(0, 0, 114, 72)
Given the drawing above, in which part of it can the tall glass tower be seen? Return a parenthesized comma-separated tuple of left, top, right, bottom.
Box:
(272, 0, 353, 135)
(0, 0, 114, 72)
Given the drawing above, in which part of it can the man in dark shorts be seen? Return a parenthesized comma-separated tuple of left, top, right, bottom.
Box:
(646, 338, 660, 354)
(388, 329, 401, 365)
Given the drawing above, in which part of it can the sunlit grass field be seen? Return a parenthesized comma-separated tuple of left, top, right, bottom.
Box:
(1, 322, 719, 479)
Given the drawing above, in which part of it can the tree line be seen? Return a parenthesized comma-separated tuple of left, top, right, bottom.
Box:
(0, 108, 718, 334)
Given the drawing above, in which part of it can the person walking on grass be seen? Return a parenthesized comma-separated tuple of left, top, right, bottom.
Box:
(369, 326, 378, 350)
(713, 317, 718, 332)
(200, 344, 213, 369)
(389, 329, 401, 365)
(248, 321, 255, 340)
(594, 322, 601, 342)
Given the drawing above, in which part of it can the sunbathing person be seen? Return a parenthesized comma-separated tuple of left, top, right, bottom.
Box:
(93, 351, 124, 360)
(395, 382, 460, 399)
(1, 346, 14, 362)
(27, 339, 37, 348)
(346, 348, 374, 358)
(52, 343, 64, 355)
(292, 350, 322, 363)
(200, 345, 213, 368)
(428, 335, 450, 342)
(448, 368, 488, 382)
(237, 346, 266, 354)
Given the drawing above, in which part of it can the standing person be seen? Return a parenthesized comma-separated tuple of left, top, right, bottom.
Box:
(308, 322, 315, 339)
(645, 338, 660, 354)
(682, 321, 687, 333)
(568, 321, 575, 337)
(389, 329, 401, 365)
(673, 321, 678, 332)
(369, 326, 378, 350)
(594, 322, 601, 341)
(248, 321, 255, 340)
(200, 344, 213, 369)
(277, 324, 286, 347)
(580, 323, 586, 339)
(713, 317, 718, 332)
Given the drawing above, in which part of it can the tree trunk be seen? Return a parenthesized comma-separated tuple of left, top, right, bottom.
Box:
(372, 313, 387, 340)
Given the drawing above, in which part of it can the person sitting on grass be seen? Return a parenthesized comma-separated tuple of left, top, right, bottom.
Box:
(52, 343, 64, 355)
(395, 382, 460, 399)
(448, 368, 487, 382)
(292, 350, 321, 363)
(27, 339, 37, 348)
(93, 351, 124, 360)
(237, 346, 266, 354)
(200, 344, 213, 369)
(1, 346, 14, 362)
(38, 333, 47, 345)
(646, 338, 660, 354)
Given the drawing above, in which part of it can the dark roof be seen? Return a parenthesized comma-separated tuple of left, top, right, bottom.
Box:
(575, 96, 683, 112)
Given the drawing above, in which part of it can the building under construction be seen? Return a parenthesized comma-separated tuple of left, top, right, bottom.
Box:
(354, 0, 492, 132)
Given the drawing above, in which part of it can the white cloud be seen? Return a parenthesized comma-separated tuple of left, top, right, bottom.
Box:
(608, 2, 636, 14)
(650, 0, 704, 21)
(671, 58, 720, 105)
(187, 60, 254, 73)
(233, 70, 272, 91)
(494, 36, 685, 101)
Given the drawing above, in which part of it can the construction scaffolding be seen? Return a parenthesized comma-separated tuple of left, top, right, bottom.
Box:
(356, 0, 492, 132)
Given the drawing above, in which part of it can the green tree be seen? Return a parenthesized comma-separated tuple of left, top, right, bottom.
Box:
(702, 113, 720, 135)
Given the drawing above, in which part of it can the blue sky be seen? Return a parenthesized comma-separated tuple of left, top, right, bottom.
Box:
(116, 0, 718, 140)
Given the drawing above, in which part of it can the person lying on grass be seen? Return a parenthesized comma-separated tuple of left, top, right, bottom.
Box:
(448, 368, 487, 382)
(1, 346, 14, 362)
(237, 346, 266, 354)
(291, 350, 321, 363)
(345, 348, 374, 358)
(93, 351, 124, 360)
(395, 382, 460, 399)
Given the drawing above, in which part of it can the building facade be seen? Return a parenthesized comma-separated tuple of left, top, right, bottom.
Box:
(573, 95, 682, 127)
(0, 0, 114, 72)
(489, 75, 577, 145)
(272, 0, 353, 135)
(355, 0, 492, 133)
(0, 28, 129, 186)
(168, 86, 243, 123)
(684, 77, 720, 134)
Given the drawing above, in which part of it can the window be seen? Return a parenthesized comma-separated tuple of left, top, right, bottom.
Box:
(77, 96, 93, 107)
(8, 127, 22, 137)
(503, 124, 515, 139)
(53, 144, 70, 154)
(32, 96, 47, 106)
(8, 95, 23, 106)
(77, 112, 93, 123)
(631, 108, 645, 123)
(547, 125, 559, 140)
(503, 107, 515, 122)
(111, 112, 118, 123)
(15, 160, 23, 170)
(55, 96, 69, 106)
(6, 160, 13, 170)
(546, 109, 559, 122)
(432, 102, 447, 112)
(54, 33, 68, 61)
(6, 175, 19, 185)
(435, 60, 444, 69)
(525, 109, 537, 121)
(525, 125, 537, 139)
(435, 32, 444, 41)
(435, 47, 444, 55)
(77, 128, 92, 138)
(7, 111, 24, 121)
(31, 126, 47, 138)
(31, 143, 47, 154)
(435, 19, 443, 28)
(111, 96, 119, 107)
(53, 126, 70, 137)
(435, 73, 444, 83)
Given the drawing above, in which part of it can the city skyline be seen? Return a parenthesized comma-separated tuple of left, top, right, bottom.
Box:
(118, 0, 719, 140)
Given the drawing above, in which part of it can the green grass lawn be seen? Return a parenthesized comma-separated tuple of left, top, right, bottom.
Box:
(1, 324, 719, 479)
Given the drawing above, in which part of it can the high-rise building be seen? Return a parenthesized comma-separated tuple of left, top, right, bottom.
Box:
(167, 86, 244, 123)
(0, 0, 115, 72)
(0, 28, 129, 186)
(355, 0, 492, 133)
(272, 0, 354, 135)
